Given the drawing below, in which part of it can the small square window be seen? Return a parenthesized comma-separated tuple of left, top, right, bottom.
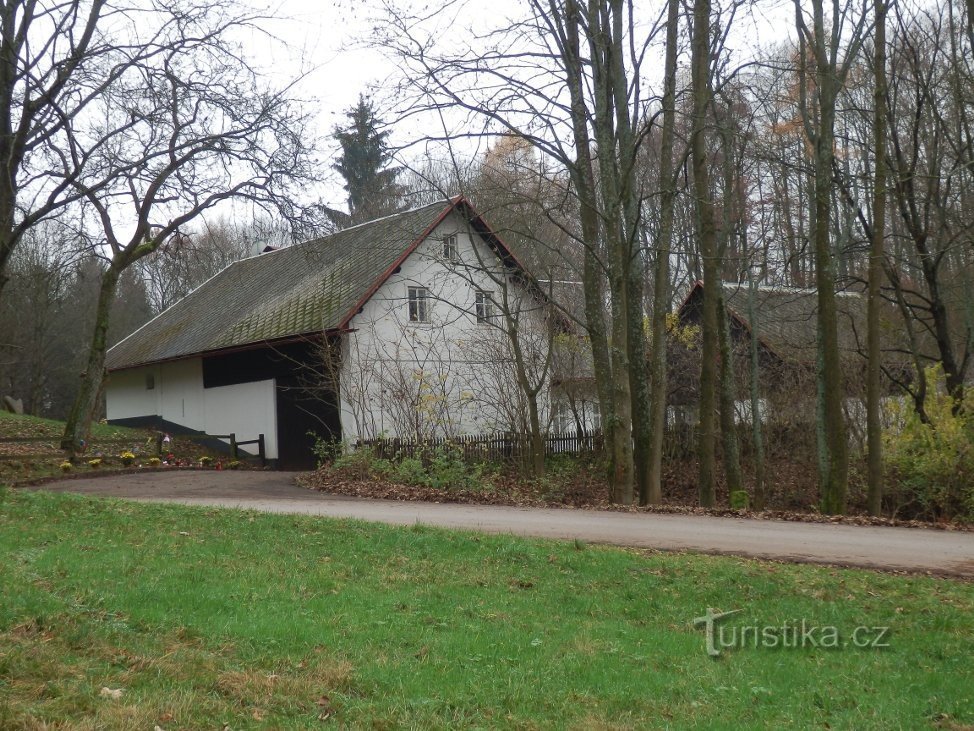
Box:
(146, 373, 155, 390)
(443, 235, 458, 262)
(475, 290, 495, 324)
(408, 286, 430, 323)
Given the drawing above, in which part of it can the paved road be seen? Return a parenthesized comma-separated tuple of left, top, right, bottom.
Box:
(27, 471, 974, 578)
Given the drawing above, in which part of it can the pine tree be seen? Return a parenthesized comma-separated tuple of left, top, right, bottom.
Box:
(331, 96, 404, 227)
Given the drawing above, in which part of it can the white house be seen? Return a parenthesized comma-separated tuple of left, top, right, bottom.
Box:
(104, 197, 557, 467)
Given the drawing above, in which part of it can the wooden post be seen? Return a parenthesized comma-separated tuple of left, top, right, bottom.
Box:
(258, 434, 265, 467)
(229, 433, 237, 459)
(155, 432, 164, 456)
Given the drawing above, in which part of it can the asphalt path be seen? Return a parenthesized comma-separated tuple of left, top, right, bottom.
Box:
(26, 470, 974, 578)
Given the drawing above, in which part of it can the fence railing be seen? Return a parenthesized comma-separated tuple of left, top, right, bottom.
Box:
(355, 432, 604, 463)
(155, 432, 266, 466)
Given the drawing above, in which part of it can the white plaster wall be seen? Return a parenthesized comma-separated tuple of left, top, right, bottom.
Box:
(107, 358, 278, 459)
(159, 358, 205, 431)
(105, 365, 161, 420)
(339, 211, 552, 442)
(203, 380, 278, 459)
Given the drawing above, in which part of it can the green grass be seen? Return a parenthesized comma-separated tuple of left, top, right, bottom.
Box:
(0, 488, 971, 729)
(0, 410, 143, 440)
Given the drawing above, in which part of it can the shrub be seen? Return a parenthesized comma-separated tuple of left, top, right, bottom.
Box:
(148, 457, 161, 467)
(310, 434, 343, 467)
(199, 456, 213, 467)
(329, 441, 488, 491)
(393, 457, 427, 486)
(730, 490, 749, 510)
(228, 460, 241, 470)
(330, 446, 383, 480)
(59, 461, 72, 473)
(884, 365, 974, 522)
(425, 445, 487, 490)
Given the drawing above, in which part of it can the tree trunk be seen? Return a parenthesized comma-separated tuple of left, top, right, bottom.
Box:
(808, 0, 849, 515)
(628, 243, 651, 505)
(717, 293, 744, 496)
(692, 0, 718, 508)
(526, 393, 545, 477)
(560, 0, 614, 466)
(62, 266, 120, 451)
(587, 0, 634, 505)
(866, 0, 887, 516)
(746, 273, 766, 510)
(646, 0, 679, 506)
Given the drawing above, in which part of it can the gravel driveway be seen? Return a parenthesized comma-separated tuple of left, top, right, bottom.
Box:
(26, 471, 974, 578)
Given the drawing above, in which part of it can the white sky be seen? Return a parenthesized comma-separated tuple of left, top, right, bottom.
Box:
(241, 0, 796, 214)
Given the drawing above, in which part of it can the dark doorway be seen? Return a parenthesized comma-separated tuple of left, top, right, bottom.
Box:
(202, 337, 340, 469)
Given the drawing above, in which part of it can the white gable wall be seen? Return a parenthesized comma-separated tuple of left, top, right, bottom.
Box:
(339, 211, 551, 442)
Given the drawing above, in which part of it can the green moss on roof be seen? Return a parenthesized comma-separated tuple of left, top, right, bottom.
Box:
(107, 201, 452, 371)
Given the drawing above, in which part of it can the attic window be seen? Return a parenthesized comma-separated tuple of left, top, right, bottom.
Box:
(443, 235, 458, 262)
(475, 290, 495, 324)
(408, 286, 430, 323)
(146, 373, 155, 390)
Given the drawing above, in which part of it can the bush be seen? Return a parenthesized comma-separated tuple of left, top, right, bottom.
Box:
(884, 365, 974, 522)
(310, 434, 343, 467)
(730, 490, 750, 510)
(329, 441, 488, 491)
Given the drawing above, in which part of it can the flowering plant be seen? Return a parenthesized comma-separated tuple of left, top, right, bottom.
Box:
(59, 461, 72, 472)
(120, 451, 136, 466)
(88, 458, 102, 469)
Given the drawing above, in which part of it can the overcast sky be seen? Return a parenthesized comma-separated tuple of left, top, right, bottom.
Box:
(248, 0, 794, 213)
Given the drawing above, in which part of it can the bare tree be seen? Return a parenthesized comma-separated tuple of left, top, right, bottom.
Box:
(794, 0, 870, 514)
(867, 0, 888, 515)
(374, 0, 664, 503)
(691, 0, 720, 508)
(60, 3, 317, 450)
(645, 0, 681, 506)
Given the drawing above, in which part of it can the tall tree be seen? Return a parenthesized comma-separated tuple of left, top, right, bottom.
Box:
(60, 3, 317, 451)
(377, 0, 658, 504)
(330, 95, 404, 227)
(794, 0, 869, 514)
(0, 0, 108, 300)
(691, 0, 720, 508)
(645, 0, 681, 506)
(866, 0, 888, 516)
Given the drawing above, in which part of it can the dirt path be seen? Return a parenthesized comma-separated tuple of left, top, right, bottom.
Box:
(26, 471, 974, 578)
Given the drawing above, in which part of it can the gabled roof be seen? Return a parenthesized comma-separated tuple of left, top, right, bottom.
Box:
(679, 281, 903, 366)
(107, 197, 525, 371)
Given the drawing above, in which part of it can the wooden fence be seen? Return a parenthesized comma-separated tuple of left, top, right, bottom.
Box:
(355, 432, 604, 463)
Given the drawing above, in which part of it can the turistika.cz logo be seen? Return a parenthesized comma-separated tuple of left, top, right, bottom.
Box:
(692, 608, 891, 657)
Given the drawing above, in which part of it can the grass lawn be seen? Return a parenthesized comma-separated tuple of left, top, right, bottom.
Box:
(0, 410, 143, 440)
(0, 488, 971, 729)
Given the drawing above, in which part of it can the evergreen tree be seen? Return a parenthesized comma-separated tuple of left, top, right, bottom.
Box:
(331, 96, 404, 227)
